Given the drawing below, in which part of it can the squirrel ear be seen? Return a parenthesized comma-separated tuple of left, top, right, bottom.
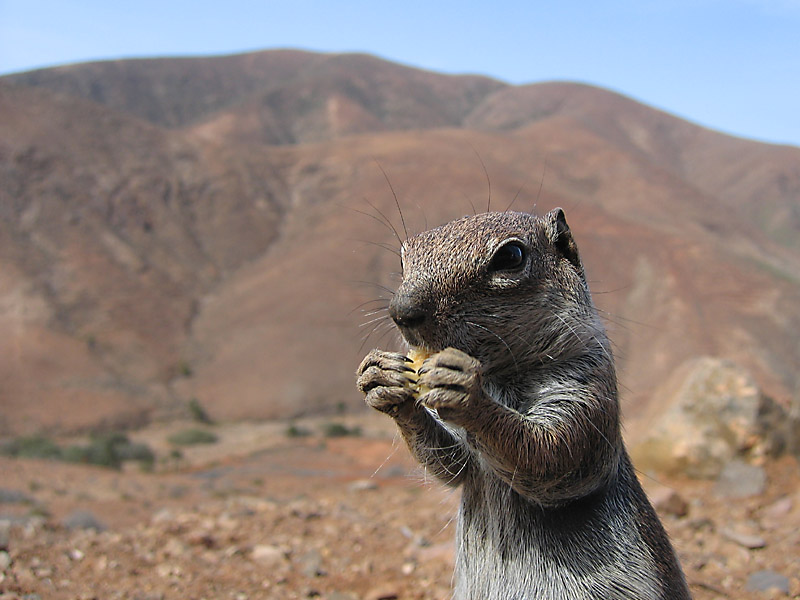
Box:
(545, 208, 584, 278)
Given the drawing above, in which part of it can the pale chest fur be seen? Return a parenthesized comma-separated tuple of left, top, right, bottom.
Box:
(453, 469, 664, 600)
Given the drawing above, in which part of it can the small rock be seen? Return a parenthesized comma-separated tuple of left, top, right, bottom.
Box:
(251, 544, 287, 567)
(155, 563, 174, 578)
(686, 517, 714, 533)
(69, 548, 85, 561)
(649, 488, 689, 518)
(0, 489, 34, 504)
(95, 555, 108, 571)
(0, 550, 11, 570)
(746, 570, 790, 594)
(348, 479, 378, 492)
(0, 519, 10, 550)
(417, 541, 456, 568)
(299, 548, 325, 577)
(761, 497, 792, 529)
(33, 565, 52, 578)
(152, 508, 174, 524)
(380, 465, 411, 478)
(328, 593, 358, 600)
(365, 585, 400, 600)
(161, 537, 188, 558)
(713, 460, 767, 498)
(414, 535, 431, 547)
(63, 510, 106, 532)
(721, 528, 767, 549)
(193, 533, 217, 549)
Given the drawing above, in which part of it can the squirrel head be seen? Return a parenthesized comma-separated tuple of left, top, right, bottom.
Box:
(389, 208, 597, 374)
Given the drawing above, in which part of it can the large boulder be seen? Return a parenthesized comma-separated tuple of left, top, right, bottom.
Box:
(631, 357, 791, 478)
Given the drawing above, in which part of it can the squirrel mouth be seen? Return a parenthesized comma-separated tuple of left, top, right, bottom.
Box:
(396, 326, 425, 349)
(393, 317, 443, 355)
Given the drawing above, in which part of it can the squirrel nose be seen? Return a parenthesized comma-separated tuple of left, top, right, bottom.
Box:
(389, 295, 427, 329)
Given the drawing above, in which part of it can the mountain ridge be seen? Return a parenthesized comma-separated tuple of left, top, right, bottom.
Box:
(1, 49, 798, 435)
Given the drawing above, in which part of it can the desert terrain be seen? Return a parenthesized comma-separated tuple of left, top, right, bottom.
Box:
(1, 49, 799, 598)
(1, 413, 799, 599)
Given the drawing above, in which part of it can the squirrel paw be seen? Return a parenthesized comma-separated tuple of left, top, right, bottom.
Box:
(417, 347, 483, 425)
(356, 349, 416, 415)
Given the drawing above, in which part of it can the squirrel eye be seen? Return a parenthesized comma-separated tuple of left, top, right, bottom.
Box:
(489, 241, 526, 273)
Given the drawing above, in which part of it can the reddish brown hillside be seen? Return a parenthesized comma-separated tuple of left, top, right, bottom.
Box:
(0, 81, 289, 432)
(467, 81, 800, 251)
(6, 51, 505, 144)
(2, 49, 321, 127)
(188, 53, 504, 144)
(1, 50, 798, 436)
(173, 129, 800, 430)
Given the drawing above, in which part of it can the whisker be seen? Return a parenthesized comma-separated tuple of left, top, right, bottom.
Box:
(358, 319, 394, 353)
(420, 441, 465, 452)
(363, 194, 405, 248)
(351, 238, 402, 258)
(357, 316, 388, 338)
(434, 495, 459, 538)
(503, 181, 526, 213)
(595, 306, 660, 331)
(360, 306, 390, 319)
(583, 407, 618, 454)
(470, 145, 492, 213)
(374, 160, 408, 242)
(465, 320, 519, 374)
(347, 298, 389, 317)
(551, 309, 589, 349)
(358, 312, 391, 330)
(445, 449, 471, 485)
(461, 191, 479, 217)
(372, 320, 402, 350)
(371, 441, 401, 478)
(532, 158, 548, 214)
(349, 203, 401, 245)
(358, 313, 391, 331)
(349, 280, 397, 297)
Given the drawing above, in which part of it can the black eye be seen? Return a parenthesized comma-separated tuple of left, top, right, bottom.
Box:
(489, 241, 526, 273)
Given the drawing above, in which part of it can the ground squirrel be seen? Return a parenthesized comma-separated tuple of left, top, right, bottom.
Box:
(356, 208, 691, 599)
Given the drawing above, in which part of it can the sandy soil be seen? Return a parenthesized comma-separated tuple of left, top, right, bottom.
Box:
(1, 414, 798, 599)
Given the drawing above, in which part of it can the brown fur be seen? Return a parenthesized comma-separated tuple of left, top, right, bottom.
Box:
(357, 208, 691, 599)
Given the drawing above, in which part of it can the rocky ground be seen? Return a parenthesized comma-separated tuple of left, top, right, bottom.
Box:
(0, 414, 798, 599)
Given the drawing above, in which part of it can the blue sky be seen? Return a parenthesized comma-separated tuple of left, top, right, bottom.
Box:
(1, 0, 799, 147)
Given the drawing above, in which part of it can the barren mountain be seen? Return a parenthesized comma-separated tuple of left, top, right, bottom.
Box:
(0, 80, 290, 432)
(1, 49, 799, 436)
(2, 49, 321, 128)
